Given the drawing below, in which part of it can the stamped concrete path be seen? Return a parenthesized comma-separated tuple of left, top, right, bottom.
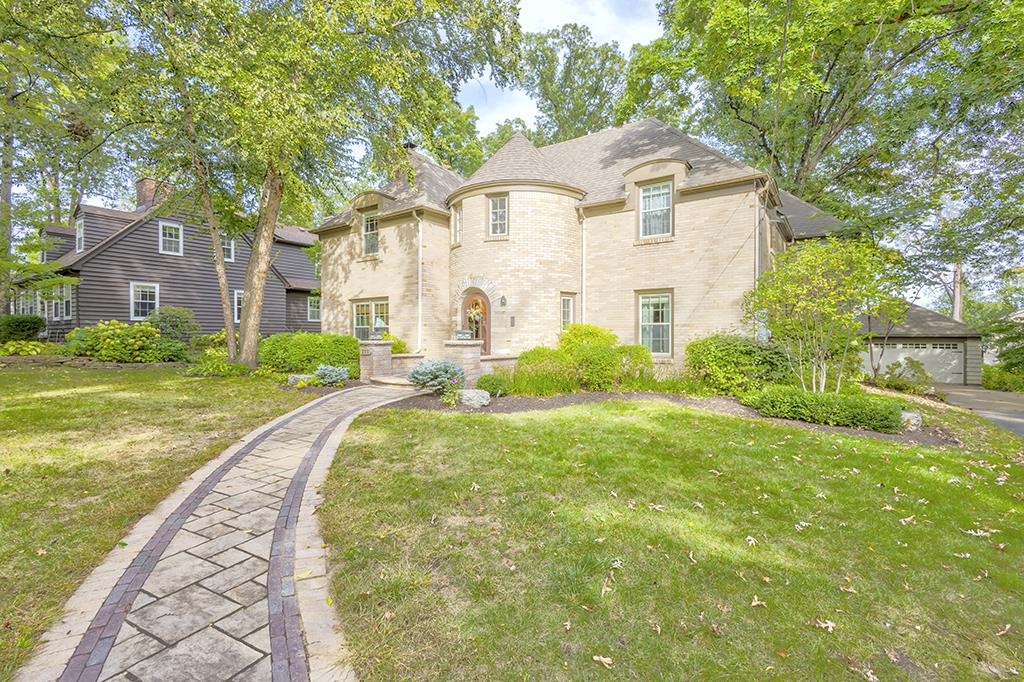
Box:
(16, 384, 415, 682)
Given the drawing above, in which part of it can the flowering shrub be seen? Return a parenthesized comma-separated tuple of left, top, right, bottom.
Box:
(408, 359, 465, 393)
(441, 375, 464, 408)
(66, 320, 187, 363)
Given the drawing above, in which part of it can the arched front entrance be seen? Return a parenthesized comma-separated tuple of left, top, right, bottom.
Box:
(463, 291, 491, 355)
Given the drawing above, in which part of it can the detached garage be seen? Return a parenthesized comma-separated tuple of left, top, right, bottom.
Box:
(862, 304, 983, 385)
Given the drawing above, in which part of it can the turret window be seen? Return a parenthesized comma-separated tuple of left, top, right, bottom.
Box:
(488, 195, 508, 237)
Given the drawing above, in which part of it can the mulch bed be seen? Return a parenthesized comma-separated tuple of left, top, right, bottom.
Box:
(386, 391, 956, 448)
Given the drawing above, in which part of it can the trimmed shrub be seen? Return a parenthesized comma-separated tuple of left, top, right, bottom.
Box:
(741, 384, 905, 433)
(616, 344, 655, 389)
(257, 332, 360, 377)
(572, 342, 619, 391)
(1, 340, 46, 356)
(313, 364, 349, 386)
(685, 334, 792, 394)
(383, 332, 410, 355)
(513, 347, 580, 396)
(982, 365, 1024, 393)
(476, 370, 512, 397)
(0, 314, 46, 343)
(147, 306, 200, 342)
(185, 348, 249, 377)
(66, 320, 185, 363)
(874, 358, 932, 395)
(409, 359, 466, 393)
(557, 323, 618, 357)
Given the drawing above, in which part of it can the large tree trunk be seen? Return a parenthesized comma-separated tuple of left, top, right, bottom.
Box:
(238, 164, 284, 367)
(1, 113, 13, 315)
(951, 262, 964, 321)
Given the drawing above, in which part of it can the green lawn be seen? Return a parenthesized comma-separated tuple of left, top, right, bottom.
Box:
(0, 366, 315, 679)
(321, 399, 1024, 680)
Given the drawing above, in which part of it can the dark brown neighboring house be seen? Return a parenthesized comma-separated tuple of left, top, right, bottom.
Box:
(24, 179, 321, 338)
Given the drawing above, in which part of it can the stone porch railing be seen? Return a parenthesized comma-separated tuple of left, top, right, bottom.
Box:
(359, 340, 517, 386)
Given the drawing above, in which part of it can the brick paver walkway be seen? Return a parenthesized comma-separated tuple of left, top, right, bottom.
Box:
(16, 385, 415, 682)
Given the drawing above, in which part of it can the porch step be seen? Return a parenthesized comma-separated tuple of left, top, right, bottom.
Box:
(369, 374, 415, 387)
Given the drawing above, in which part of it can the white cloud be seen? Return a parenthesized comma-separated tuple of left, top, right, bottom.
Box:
(458, 0, 662, 135)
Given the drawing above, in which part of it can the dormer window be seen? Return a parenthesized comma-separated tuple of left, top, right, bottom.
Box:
(159, 220, 183, 255)
(488, 195, 508, 237)
(75, 218, 85, 253)
(363, 211, 379, 256)
(640, 181, 673, 238)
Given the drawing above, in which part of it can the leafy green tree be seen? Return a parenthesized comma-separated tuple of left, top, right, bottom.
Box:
(744, 239, 907, 392)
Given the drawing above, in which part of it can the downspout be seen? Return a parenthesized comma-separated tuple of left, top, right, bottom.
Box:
(416, 209, 423, 353)
(578, 206, 586, 323)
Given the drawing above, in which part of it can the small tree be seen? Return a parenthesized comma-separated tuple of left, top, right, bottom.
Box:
(744, 239, 908, 393)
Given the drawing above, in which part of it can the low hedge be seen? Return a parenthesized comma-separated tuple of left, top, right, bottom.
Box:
(0, 314, 46, 343)
(685, 334, 792, 394)
(476, 370, 512, 397)
(741, 384, 905, 433)
(66, 320, 188, 363)
(257, 332, 360, 377)
(513, 347, 581, 396)
(982, 365, 1024, 393)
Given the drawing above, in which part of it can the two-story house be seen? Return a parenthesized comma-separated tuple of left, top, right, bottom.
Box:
(313, 119, 981, 383)
(27, 179, 321, 338)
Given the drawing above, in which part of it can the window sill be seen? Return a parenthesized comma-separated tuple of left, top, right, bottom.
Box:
(652, 355, 675, 363)
(159, 250, 184, 256)
(634, 234, 674, 246)
(450, 243, 462, 250)
(485, 234, 509, 242)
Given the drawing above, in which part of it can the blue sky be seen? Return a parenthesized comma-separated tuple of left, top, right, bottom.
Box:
(457, 0, 663, 134)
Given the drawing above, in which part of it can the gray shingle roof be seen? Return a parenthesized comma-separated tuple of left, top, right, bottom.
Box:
(538, 119, 765, 205)
(778, 190, 844, 239)
(862, 303, 981, 338)
(274, 225, 316, 246)
(319, 150, 463, 230)
(454, 132, 580, 195)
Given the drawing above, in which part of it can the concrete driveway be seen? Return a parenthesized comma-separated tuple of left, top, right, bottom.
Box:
(936, 383, 1024, 437)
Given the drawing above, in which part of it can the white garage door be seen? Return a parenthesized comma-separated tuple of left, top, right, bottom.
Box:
(865, 340, 964, 384)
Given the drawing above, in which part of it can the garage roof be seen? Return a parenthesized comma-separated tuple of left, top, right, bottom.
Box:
(862, 303, 981, 338)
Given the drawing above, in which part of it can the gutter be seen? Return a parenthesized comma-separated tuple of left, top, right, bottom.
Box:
(416, 209, 423, 353)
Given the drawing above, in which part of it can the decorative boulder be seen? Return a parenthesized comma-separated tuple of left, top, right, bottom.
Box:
(459, 389, 491, 409)
(287, 374, 314, 386)
(901, 410, 922, 432)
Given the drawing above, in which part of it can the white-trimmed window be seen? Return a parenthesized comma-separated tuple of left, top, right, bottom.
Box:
(75, 218, 85, 253)
(560, 295, 575, 331)
(130, 282, 159, 320)
(222, 234, 235, 263)
(15, 291, 40, 317)
(639, 292, 672, 355)
(640, 181, 673, 238)
(353, 299, 388, 340)
(307, 296, 321, 322)
(233, 289, 243, 324)
(61, 283, 73, 320)
(159, 220, 183, 255)
(488, 195, 508, 237)
(453, 203, 463, 245)
(362, 212, 379, 256)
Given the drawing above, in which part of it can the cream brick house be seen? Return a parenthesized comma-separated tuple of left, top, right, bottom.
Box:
(314, 119, 846, 369)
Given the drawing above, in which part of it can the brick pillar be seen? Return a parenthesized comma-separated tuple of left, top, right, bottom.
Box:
(359, 340, 393, 380)
(444, 340, 484, 385)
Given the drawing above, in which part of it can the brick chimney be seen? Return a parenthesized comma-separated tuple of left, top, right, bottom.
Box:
(135, 177, 172, 210)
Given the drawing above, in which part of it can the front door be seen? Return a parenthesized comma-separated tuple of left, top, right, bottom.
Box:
(463, 293, 490, 355)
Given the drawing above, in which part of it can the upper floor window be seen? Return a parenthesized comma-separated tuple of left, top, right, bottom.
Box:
(489, 195, 508, 237)
(640, 182, 672, 238)
(353, 298, 388, 340)
(159, 221, 183, 255)
(233, 289, 243, 324)
(453, 204, 463, 245)
(363, 212, 379, 256)
(75, 218, 85, 253)
(222, 234, 235, 263)
(307, 296, 321, 322)
(130, 282, 159, 321)
(560, 295, 575, 331)
(639, 292, 672, 355)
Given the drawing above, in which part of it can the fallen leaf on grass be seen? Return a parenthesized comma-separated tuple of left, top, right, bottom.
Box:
(685, 549, 697, 565)
(761, 576, 772, 583)
(812, 618, 836, 633)
(592, 655, 614, 669)
(899, 515, 916, 525)
(839, 585, 857, 594)
(954, 552, 971, 559)
(746, 536, 758, 546)
(648, 503, 665, 512)
(35, 548, 47, 556)
(996, 624, 1011, 636)
(563, 620, 571, 632)
(649, 620, 661, 634)
(751, 596, 767, 608)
